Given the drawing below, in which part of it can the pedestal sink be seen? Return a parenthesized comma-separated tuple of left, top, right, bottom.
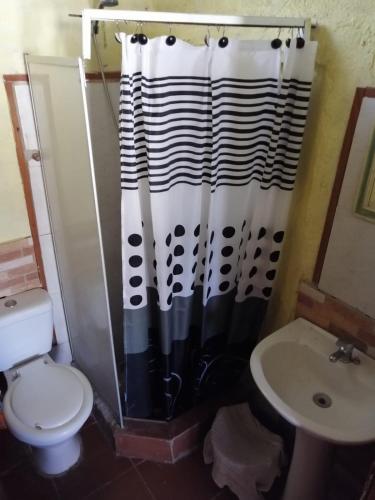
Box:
(250, 318, 375, 500)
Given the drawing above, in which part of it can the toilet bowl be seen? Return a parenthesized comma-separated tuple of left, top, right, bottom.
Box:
(0, 289, 93, 476)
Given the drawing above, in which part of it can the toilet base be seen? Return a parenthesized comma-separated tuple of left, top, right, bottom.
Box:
(33, 434, 82, 476)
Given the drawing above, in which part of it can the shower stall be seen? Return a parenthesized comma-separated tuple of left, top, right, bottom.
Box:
(25, 9, 316, 432)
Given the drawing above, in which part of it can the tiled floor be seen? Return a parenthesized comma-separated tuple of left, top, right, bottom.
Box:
(0, 416, 236, 500)
(0, 413, 371, 500)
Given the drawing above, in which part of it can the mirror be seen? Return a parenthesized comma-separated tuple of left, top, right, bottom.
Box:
(314, 87, 375, 319)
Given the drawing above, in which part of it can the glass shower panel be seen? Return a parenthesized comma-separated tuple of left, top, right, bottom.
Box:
(26, 55, 123, 424)
(85, 80, 123, 372)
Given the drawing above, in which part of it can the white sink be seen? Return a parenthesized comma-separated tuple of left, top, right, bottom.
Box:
(250, 318, 375, 500)
(250, 317, 375, 444)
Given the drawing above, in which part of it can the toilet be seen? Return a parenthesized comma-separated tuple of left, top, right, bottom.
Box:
(0, 288, 93, 476)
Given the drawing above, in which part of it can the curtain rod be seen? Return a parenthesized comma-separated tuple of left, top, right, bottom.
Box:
(76, 9, 316, 60)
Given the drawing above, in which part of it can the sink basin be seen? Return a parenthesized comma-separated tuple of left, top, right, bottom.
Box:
(250, 318, 375, 500)
(250, 317, 375, 444)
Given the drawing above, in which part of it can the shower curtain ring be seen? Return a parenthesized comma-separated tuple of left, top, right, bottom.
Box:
(286, 27, 292, 48)
(166, 23, 176, 46)
(131, 21, 141, 43)
(271, 27, 282, 49)
(218, 25, 228, 48)
(138, 21, 148, 45)
(287, 26, 296, 48)
(296, 26, 305, 49)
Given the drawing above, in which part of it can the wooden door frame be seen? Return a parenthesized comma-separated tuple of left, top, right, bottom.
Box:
(3, 74, 46, 289)
(3, 71, 121, 292)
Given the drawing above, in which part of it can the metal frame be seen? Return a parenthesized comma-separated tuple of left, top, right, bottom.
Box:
(78, 8, 316, 59)
(25, 54, 124, 426)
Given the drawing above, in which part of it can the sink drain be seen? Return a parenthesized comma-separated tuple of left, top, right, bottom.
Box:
(313, 393, 332, 408)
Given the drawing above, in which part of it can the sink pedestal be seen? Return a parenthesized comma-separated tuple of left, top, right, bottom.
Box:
(283, 428, 334, 500)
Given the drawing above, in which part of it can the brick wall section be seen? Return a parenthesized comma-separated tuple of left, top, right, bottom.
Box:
(296, 281, 375, 356)
(0, 237, 41, 298)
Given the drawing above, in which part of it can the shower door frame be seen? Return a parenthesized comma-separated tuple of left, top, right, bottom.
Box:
(25, 54, 123, 425)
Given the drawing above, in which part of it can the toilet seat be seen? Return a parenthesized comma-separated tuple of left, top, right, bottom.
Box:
(4, 356, 93, 447)
(9, 357, 84, 430)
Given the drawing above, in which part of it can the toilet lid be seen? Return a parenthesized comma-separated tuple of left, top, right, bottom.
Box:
(9, 360, 84, 430)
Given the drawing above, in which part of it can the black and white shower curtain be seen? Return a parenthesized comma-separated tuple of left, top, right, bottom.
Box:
(119, 35, 317, 419)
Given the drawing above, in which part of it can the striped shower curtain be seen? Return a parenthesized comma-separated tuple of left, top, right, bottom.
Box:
(119, 35, 317, 419)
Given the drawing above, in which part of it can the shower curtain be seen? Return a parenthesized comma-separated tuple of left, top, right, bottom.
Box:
(119, 34, 317, 419)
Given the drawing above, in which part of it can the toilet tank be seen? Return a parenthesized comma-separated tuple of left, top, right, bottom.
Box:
(0, 288, 53, 371)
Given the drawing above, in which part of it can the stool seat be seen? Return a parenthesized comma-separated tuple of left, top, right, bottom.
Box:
(204, 403, 285, 500)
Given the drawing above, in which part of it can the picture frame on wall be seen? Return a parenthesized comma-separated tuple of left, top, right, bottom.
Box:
(355, 126, 375, 222)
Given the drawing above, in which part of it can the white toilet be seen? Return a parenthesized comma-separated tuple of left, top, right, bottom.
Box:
(0, 288, 93, 476)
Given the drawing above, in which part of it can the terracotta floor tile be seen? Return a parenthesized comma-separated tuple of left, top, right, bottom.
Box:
(87, 467, 154, 500)
(131, 458, 146, 466)
(83, 415, 96, 428)
(264, 472, 288, 500)
(0, 431, 29, 476)
(335, 443, 375, 484)
(326, 461, 363, 500)
(80, 421, 114, 457)
(1, 462, 58, 500)
(326, 479, 358, 500)
(137, 449, 221, 500)
(54, 444, 133, 500)
(1, 418, 367, 500)
(212, 487, 238, 499)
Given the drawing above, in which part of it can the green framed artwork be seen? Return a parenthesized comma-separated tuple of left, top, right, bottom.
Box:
(355, 126, 375, 221)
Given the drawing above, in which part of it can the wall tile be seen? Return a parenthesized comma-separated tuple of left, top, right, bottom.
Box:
(0, 275, 25, 291)
(14, 83, 38, 151)
(49, 290, 69, 345)
(171, 423, 201, 462)
(114, 433, 172, 463)
(295, 302, 330, 329)
(39, 234, 60, 294)
(0, 250, 22, 264)
(0, 240, 26, 254)
(26, 271, 39, 281)
(297, 292, 315, 308)
(0, 255, 33, 272)
(299, 282, 326, 303)
(297, 281, 375, 352)
(8, 262, 37, 277)
(28, 162, 51, 236)
(0, 237, 40, 299)
(0, 237, 69, 349)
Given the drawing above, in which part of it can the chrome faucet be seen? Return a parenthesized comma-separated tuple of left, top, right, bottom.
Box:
(329, 339, 360, 364)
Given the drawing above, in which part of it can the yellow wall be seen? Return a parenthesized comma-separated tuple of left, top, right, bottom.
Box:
(1, 0, 374, 331)
(0, 0, 94, 243)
